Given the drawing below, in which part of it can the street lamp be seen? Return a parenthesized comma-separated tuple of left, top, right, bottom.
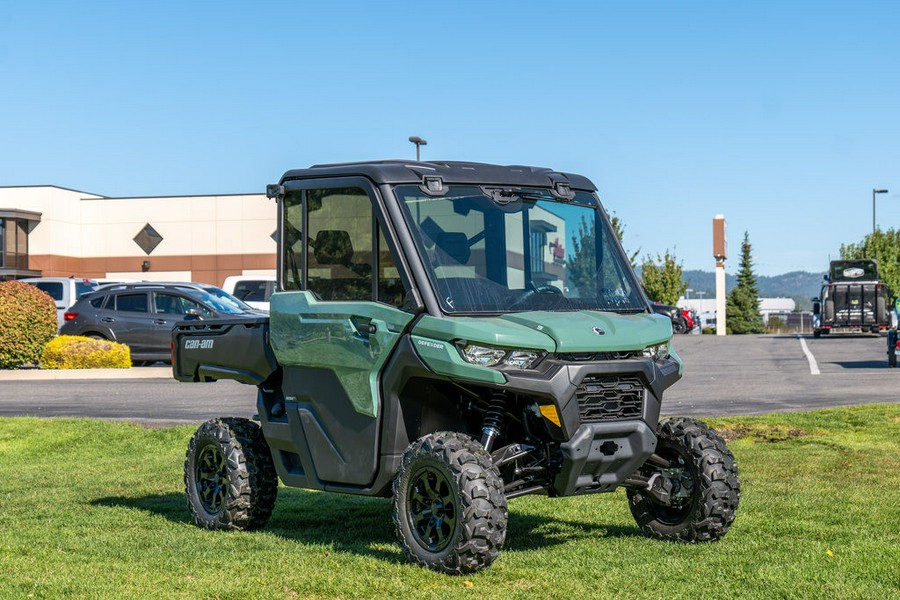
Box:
(686, 288, 693, 300)
(409, 136, 427, 161)
(873, 188, 889, 235)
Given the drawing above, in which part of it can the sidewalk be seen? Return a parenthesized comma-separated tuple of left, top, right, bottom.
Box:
(0, 366, 173, 381)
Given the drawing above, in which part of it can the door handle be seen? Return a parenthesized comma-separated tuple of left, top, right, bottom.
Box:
(153, 319, 168, 325)
(101, 317, 115, 323)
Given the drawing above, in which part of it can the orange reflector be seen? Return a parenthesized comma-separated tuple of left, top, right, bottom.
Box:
(539, 404, 561, 427)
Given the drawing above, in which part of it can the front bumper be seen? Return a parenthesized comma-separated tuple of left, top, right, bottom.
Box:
(503, 355, 681, 496)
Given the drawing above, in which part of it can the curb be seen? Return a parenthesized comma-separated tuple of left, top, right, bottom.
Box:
(0, 367, 173, 381)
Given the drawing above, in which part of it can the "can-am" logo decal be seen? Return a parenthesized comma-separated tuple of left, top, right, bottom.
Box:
(184, 339, 215, 350)
(592, 326, 606, 335)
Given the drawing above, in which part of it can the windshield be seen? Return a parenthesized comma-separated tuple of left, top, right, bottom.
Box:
(395, 185, 646, 314)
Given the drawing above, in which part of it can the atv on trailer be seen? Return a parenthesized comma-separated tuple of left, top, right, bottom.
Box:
(173, 161, 740, 574)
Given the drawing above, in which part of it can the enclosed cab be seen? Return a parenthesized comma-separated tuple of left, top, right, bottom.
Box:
(812, 259, 890, 337)
(173, 161, 740, 574)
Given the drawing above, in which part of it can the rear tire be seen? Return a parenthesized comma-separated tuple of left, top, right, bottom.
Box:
(628, 418, 740, 542)
(184, 418, 278, 530)
(673, 318, 687, 335)
(392, 431, 507, 574)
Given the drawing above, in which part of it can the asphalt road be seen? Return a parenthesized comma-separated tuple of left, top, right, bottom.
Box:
(0, 334, 895, 425)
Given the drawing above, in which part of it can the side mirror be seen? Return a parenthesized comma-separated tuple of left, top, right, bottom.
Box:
(184, 308, 203, 321)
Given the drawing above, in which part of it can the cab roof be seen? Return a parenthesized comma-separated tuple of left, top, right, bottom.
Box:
(279, 160, 597, 191)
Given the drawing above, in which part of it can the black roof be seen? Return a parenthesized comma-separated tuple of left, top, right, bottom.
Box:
(280, 160, 597, 190)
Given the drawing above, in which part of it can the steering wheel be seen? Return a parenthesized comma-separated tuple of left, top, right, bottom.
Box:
(510, 283, 563, 309)
(530, 282, 562, 294)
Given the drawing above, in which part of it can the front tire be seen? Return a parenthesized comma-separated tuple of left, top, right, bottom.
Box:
(392, 432, 507, 574)
(627, 417, 740, 542)
(184, 418, 278, 530)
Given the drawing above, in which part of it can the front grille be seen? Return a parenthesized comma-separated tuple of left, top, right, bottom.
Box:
(556, 351, 638, 362)
(576, 375, 644, 423)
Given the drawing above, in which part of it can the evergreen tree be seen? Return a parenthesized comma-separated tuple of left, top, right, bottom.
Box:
(641, 250, 688, 305)
(726, 231, 764, 334)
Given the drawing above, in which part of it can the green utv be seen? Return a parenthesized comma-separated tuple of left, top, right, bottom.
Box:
(173, 161, 740, 574)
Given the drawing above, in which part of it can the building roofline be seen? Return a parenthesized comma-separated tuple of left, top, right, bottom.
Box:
(0, 184, 107, 197)
(93, 192, 264, 201)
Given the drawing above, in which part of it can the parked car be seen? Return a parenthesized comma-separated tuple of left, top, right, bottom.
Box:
(650, 302, 688, 334)
(19, 277, 98, 328)
(60, 282, 262, 363)
(222, 275, 275, 311)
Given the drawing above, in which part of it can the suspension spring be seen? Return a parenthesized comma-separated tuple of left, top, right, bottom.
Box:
(480, 392, 507, 452)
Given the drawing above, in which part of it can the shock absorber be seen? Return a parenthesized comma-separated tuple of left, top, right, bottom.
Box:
(480, 392, 507, 452)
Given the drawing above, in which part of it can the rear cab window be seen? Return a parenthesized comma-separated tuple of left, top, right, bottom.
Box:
(233, 280, 269, 302)
(34, 282, 64, 301)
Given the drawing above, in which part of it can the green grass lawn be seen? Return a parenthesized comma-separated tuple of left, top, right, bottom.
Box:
(0, 405, 898, 599)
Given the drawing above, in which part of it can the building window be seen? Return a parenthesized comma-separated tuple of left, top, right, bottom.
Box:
(0, 218, 29, 270)
(133, 223, 164, 255)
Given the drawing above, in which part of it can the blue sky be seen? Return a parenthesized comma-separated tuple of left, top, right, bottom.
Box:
(1, 1, 898, 276)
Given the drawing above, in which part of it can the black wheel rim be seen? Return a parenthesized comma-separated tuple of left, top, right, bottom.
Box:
(407, 465, 457, 553)
(645, 449, 696, 524)
(195, 443, 228, 514)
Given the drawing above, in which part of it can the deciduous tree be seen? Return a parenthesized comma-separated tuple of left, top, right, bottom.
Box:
(641, 250, 688, 305)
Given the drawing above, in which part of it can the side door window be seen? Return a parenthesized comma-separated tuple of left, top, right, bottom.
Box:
(154, 293, 211, 318)
(115, 293, 149, 313)
(272, 181, 415, 488)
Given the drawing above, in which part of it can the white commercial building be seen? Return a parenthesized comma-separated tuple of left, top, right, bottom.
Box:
(0, 186, 275, 285)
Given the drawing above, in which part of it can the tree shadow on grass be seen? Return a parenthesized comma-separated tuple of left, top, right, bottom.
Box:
(92, 489, 642, 562)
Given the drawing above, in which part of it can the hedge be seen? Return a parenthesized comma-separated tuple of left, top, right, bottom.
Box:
(0, 281, 58, 369)
(41, 335, 131, 369)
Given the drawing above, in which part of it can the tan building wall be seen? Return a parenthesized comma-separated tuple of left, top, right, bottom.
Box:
(0, 186, 276, 286)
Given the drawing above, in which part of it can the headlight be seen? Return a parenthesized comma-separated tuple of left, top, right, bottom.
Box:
(460, 343, 544, 370)
(462, 344, 507, 367)
(642, 343, 669, 361)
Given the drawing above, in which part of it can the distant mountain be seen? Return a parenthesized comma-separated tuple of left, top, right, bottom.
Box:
(681, 270, 824, 310)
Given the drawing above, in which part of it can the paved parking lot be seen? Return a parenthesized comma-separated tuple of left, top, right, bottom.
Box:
(666, 333, 896, 415)
(0, 334, 895, 424)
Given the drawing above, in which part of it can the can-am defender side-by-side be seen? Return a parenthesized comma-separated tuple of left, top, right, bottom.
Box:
(174, 161, 740, 574)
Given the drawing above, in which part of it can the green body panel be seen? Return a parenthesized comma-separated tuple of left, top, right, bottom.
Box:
(269, 291, 414, 417)
(411, 315, 557, 351)
(410, 311, 676, 382)
(500, 311, 673, 353)
(412, 311, 671, 352)
(409, 335, 507, 384)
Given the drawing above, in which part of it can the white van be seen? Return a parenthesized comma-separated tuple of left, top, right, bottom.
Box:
(221, 275, 275, 312)
(19, 277, 98, 328)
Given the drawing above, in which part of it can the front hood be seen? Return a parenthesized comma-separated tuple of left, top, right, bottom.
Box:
(500, 311, 672, 352)
(413, 311, 672, 353)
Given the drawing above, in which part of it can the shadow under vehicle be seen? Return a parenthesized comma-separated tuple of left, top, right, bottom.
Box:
(173, 161, 740, 574)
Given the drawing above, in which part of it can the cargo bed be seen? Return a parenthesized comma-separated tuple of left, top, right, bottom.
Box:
(172, 317, 277, 385)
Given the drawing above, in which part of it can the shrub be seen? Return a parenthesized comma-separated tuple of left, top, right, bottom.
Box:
(0, 281, 58, 369)
(41, 335, 131, 369)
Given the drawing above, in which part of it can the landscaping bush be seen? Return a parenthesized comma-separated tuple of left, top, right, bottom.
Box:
(41, 335, 131, 369)
(0, 280, 58, 369)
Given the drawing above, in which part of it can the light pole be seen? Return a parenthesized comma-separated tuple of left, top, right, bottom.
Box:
(873, 188, 889, 236)
(409, 136, 427, 161)
(686, 288, 693, 300)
